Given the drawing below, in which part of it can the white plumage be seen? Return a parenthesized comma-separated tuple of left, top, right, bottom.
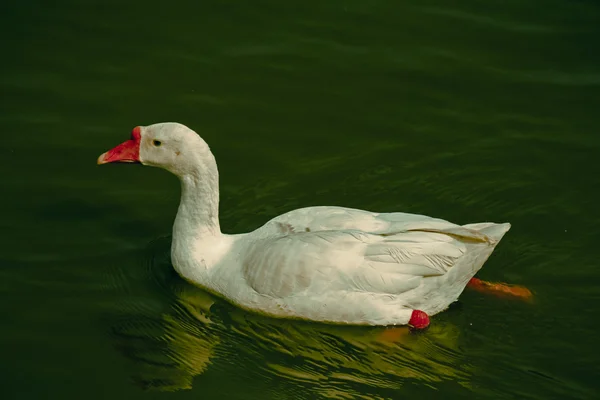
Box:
(99, 123, 510, 326)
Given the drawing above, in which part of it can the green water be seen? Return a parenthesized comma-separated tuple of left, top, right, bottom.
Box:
(2, 0, 599, 398)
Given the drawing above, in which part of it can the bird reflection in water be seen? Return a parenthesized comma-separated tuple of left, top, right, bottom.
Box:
(109, 237, 475, 396)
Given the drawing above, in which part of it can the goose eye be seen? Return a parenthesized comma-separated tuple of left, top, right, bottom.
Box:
(153, 140, 162, 147)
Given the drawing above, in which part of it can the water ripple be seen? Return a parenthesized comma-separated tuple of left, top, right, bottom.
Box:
(105, 238, 472, 397)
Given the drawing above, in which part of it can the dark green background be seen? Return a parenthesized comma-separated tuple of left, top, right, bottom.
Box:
(2, 0, 599, 398)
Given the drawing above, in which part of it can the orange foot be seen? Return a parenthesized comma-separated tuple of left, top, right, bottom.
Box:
(378, 327, 410, 343)
(408, 310, 430, 329)
(467, 278, 533, 301)
(377, 310, 430, 343)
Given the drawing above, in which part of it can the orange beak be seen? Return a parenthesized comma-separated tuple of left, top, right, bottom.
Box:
(97, 127, 142, 165)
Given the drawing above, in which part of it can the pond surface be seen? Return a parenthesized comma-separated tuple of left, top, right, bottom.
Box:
(1, 0, 599, 398)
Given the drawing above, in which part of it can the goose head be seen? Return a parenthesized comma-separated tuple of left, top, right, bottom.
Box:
(97, 122, 213, 177)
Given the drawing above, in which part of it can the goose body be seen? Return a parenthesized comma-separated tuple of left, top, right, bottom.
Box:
(99, 122, 510, 327)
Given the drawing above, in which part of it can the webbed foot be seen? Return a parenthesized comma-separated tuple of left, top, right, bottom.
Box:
(408, 309, 430, 330)
(467, 278, 533, 300)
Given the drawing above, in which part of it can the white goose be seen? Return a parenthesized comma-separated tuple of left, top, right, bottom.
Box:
(98, 122, 512, 329)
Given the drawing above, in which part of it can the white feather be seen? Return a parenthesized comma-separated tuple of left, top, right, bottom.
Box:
(119, 123, 511, 326)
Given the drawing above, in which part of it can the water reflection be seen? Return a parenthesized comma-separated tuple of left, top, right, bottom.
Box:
(110, 237, 473, 396)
